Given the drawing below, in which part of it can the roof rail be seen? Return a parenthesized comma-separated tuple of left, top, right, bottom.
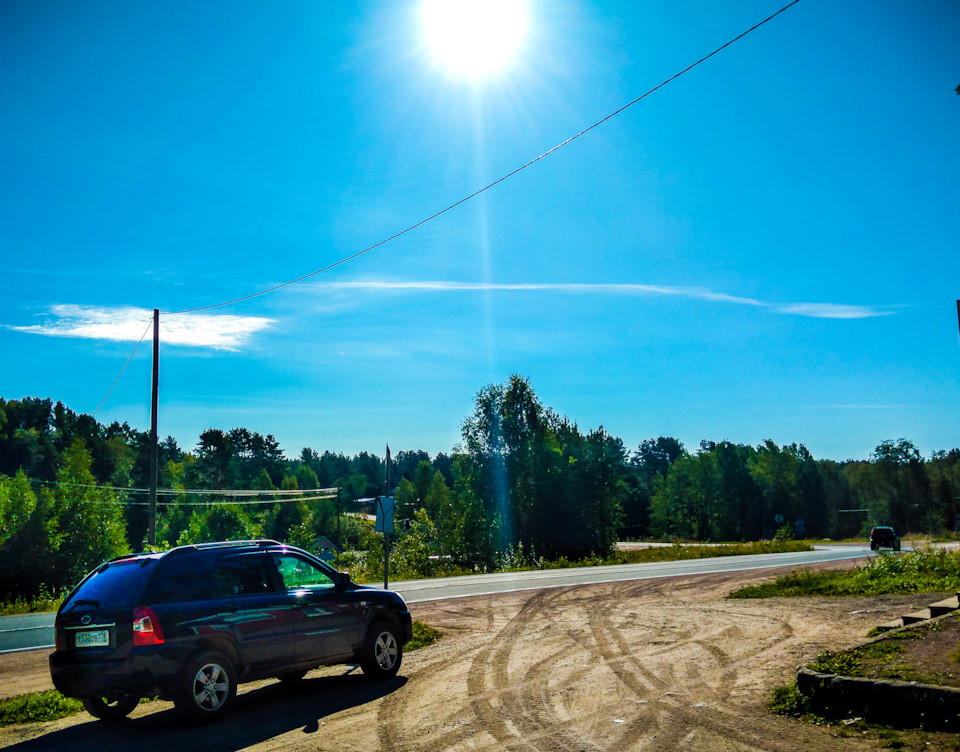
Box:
(173, 539, 280, 553)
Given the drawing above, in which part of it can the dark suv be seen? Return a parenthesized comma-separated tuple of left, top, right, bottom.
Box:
(869, 526, 900, 551)
(49, 540, 412, 723)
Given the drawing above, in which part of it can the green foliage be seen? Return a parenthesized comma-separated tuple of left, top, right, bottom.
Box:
(809, 648, 865, 676)
(0, 590, 62, 616)
(393, 508, 441, 577)
(0, 471, 58, 601)
(3, 390, 960, 606)
(0, 691, 83, 726)
(407, 621, 443, 651)
(50, 440, 128, 590)
(178, 503, 257, 545)
(459, 375, 625, 563)
(729, 546, 960, 599)
(768, 684, 808, 716)
(774, 523, 795, 541)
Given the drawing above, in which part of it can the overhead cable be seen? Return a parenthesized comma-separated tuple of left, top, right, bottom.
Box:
(91, 318, 154, 418)
(116, 492, 338, 506)
(164, 0, 801, 316)
(27, 478, 338, 497)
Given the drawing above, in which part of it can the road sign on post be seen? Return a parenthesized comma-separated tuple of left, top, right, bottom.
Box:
(375, 496, 395, 534)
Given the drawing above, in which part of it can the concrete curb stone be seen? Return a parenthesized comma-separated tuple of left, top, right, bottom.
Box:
(796, 667, 960, 729)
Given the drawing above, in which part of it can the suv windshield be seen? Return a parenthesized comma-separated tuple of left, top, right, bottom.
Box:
(65, 558, 154, 610)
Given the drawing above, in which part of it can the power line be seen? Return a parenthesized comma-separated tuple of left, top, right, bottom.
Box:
(27, 478, 338, 497)
(165, 0, 800, 316)
(117, 492, 338, 506)
(92, 317, 154, 418)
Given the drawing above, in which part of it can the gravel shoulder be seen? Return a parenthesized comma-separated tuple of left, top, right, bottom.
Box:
(1, 562, 953, 751)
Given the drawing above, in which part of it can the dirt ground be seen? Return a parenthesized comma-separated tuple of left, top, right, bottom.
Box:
(1, 565, 956, 752)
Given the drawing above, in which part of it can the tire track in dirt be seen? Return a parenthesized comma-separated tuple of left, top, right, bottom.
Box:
(375, 625, 492, 752)
(379, 588, 581, 752)
(584, 583, 811, 751)
(464, 588, 596, 752)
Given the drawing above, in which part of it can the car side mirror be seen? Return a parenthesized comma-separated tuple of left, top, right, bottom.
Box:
(335, 571, 351, 589)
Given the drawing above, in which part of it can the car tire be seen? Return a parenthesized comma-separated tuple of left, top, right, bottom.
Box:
(359, 621, 402, 680)
(81, 695, 139, 721)
(174, 650, 237, 723)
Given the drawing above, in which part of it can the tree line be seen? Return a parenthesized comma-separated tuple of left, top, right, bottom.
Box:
(1, 381, 958, 601)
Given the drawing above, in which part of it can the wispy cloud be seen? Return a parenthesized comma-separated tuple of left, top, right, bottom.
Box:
(309, 280, 893, 319)
(9, 305, 274, 351)
(775, 303, 894, 320)
(798, 404, 908, 410)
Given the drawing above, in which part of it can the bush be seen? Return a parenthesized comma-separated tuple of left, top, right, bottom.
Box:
(0, 691, 83, 726)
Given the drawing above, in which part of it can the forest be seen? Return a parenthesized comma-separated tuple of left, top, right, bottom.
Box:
(1, 375, 958, 602)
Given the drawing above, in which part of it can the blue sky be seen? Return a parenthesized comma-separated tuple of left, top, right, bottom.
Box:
(2, 0, 958, 462)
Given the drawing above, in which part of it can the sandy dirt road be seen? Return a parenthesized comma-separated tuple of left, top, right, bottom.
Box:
(0, 564, 942, 751)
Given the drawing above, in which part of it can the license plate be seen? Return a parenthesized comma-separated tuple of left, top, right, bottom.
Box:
(74, 629, 109, 648)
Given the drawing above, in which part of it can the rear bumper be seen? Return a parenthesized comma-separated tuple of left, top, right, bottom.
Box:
(49, 648, 181, 699)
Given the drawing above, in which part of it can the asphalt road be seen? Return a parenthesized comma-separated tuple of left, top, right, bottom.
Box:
(0, 544, 871, 654)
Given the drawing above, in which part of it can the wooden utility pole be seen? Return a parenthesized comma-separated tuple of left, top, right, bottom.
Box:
(384, 444, 391, 589)
(148, 308, 159, 546)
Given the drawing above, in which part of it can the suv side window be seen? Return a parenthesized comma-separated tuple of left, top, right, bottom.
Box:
(143, 556, 211, 604)
(214, 555, 277, 598)
(271, 553, 335, 592)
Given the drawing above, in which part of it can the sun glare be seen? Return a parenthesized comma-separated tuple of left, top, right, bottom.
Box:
(421, 0, 528, 80)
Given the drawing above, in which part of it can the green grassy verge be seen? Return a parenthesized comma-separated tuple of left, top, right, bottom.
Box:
(407, 620, 442, 651)
(728, 547, 960, 599)
(490, 539, 814, 575)
(0, 594, 63, 617)
(0, 691, 83, 726)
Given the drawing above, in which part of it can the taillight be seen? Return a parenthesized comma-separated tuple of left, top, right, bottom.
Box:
(132, 607, 164, 646)
(55, 624, 64, 651)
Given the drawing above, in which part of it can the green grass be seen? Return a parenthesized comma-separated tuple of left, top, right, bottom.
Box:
(407, 620, 442, 651)
(500, 540, 814, 573)
(728, 546, 960, 599)
(768, 684, 809, 716)
(0, 593, 63, 616)
(0, 691, 83, 726)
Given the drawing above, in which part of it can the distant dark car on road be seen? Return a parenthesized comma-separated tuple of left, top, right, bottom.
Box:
(869, 526, 900, 551)
(49, 540, 412, 723)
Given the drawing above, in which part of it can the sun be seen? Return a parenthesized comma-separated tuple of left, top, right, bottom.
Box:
(420, 0, 529, 80)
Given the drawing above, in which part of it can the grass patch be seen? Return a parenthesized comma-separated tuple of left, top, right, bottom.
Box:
(0, 691, 83, 726)
(0, 593, 63, 616)
(407, 620, 442, 651)
(502, 540, 814, 573)
(768, 684, 808, 716)
(728, 546, 960, 599)
(601, 540, 813, 566)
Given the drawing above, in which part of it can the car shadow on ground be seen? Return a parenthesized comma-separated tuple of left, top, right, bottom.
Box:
(7, 671, 408, 752)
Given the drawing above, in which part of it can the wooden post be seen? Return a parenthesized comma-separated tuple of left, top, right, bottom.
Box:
(384, 444, 391, 589)
(148, 308, 159, 546)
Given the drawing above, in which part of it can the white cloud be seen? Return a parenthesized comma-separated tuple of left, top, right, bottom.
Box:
(308, 280, 890, 318)
(10, 305, 274, 351)
(775, 303, 893, 319)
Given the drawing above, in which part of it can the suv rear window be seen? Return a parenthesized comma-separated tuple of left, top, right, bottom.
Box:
(65, 559, 154, 609)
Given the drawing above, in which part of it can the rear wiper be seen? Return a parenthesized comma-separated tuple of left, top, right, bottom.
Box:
(67, 599, 100, 611)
